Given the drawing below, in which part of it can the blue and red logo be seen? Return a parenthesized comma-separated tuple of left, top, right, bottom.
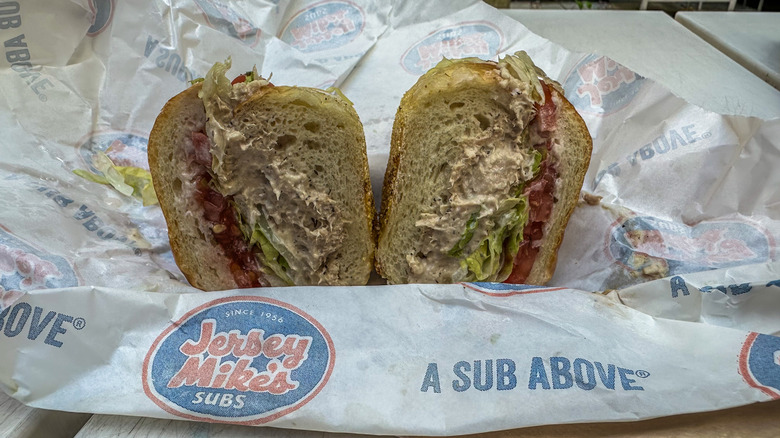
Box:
(87, 0, 114, 36)
(279, 1, 365, 53)
(78, 131, 149, 172)
(195, 0, 262, 47)
(609, 215, 774, 277)
(563, 54, 645, 116)
(462, 282, 564, 297)
(401, 22, 502, 76)
(143, 296, 335, 424)
(0, 229, 78, 297)
(739, 332, 780, 399)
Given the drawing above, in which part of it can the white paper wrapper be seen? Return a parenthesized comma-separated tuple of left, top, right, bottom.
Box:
(1, 0, 779, 435)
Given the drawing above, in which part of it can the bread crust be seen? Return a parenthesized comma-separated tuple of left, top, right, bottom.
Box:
(149, 83, 240, 290)
(376, 58, 592, 285)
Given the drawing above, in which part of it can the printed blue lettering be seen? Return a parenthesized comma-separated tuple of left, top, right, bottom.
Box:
(45, 313, 72, 348)
(4, 302, 31, 337)
(452, 361, 471, 392)
(496, 359, 516, 390)
(473, 359, 493, 391)
(574, 358, 596, 390)
(27, 306, 56, 341)
(550, 356, 573, 389)
(653, 136, 670, 154)
(682, 124, 698, 143)
(4, 33, 25, 48)
(0, 1, 20, 30)
(670, 276, 690, 298)
(639, 144, 654, 160)
(595, 362, 616, 389)
(144, 35, 159, 57)
(528, 356, 550, 390)
(669, 129, 687, 149)
(421, 362, 441, 393)
(618, 367, 644, 390)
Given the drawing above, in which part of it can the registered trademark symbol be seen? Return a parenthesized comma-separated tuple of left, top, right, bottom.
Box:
(38, 94, 47, 102)
(635, 369, 650, 378)
(701, 131, 712, 139)
(73, 317, 86, 330)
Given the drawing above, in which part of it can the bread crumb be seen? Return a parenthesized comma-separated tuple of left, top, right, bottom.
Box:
(582, 192, 602, 205)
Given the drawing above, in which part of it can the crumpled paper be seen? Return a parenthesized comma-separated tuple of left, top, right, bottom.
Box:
(1, 0, 778, 435)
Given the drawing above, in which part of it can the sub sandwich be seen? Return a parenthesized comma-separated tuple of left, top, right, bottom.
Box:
(148, 60, 375, 290)
(375, 52, 592, 285)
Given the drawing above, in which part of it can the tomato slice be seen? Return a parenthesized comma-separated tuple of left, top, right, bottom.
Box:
(231, 74, 247, 85)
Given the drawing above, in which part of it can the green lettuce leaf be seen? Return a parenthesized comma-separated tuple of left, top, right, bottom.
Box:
(448, 210, 481, 257)
(250, 224, 294, 286)
(461, 196, 530, 282)
(73, 152, 158, 206)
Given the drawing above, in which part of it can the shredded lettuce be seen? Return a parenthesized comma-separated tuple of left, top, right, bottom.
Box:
(250, 224, 294, 286)
(455, 148, 542, 281)
(448, 210, 480, 257)
(73, 152, 158, 206)
(199, 58, 233, 104)
(461, 196, 529, 281)
(498, 51, 544, 104)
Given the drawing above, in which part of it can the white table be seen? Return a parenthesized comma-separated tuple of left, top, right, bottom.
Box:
(503, 9, 780, 120)
(640, 0, 737, 11)
(676, 11, 780, 91)
(6, 9, 780, 438)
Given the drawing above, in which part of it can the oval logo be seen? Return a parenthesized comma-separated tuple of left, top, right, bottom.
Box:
(739, 332, 780, 399)
(609, 215, 774, 277)
(401, 22, 503, 76)
(78, 131, 149, 173)
(194, 0, 262, 47)
(87, 0, 114, 37)
(0, 229, 79, 294)
(563, 54, 645, 116)
(279, 1, 365, 53)
(143, 296, 335, 424)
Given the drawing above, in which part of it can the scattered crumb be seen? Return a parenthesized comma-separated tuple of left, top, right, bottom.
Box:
(582, 192, 602, 206)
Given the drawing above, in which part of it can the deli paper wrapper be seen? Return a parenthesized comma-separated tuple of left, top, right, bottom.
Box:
(1, 0, 779, 435)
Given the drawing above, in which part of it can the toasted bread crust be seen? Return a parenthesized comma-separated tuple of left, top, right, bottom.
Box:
(149, 83, 240, 290)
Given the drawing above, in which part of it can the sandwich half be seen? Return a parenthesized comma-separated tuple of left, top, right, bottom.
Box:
(149, 60, 375, 290)
(376, 52, 592, 285)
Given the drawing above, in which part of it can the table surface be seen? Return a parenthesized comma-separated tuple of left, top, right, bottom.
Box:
(5, 9, 780, 438)
(675, 11, 780, 90)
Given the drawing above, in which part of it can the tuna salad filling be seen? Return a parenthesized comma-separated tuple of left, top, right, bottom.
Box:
(186, 59, 346, 286)
(407, 69, 559, 284)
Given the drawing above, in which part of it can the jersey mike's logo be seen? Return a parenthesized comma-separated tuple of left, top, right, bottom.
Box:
(87, 0, 114, 36)
(739, 332, 780, 399)
(0, 230, 78, 297)
(563, 54, 644, 116)
(401, 22, 502, 75)
(143, 296, 335, 425)
(609, 215, 774, 278)
(279, 1, 365, 53)
(78, 131, 149, 172)
(194, 0, 262, 47)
